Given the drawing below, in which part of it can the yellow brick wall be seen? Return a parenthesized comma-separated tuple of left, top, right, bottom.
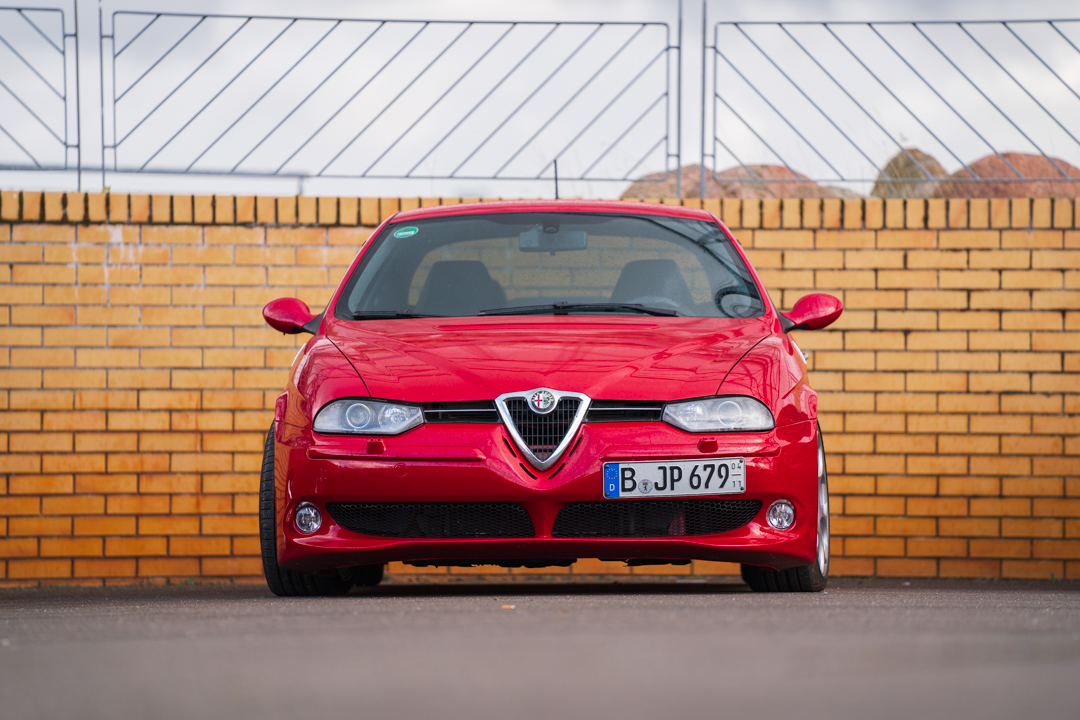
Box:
(0, 192, 1077, 585)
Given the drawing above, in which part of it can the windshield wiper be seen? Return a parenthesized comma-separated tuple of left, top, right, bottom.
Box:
(477, 302, 681, 317)
(347, 310, 437, 320)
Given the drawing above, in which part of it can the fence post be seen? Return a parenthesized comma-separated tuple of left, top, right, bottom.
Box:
(699, 0, 706, 200)
(74, 0, 105, 191)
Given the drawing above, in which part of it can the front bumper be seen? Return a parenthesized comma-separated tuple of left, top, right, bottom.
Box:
(274, 419, 820, 573)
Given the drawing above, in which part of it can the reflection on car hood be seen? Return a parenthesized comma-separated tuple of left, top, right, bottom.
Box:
(326, 316, 771, 402)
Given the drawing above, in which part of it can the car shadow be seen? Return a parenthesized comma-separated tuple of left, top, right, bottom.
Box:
(352, 580, 750, 597)
(0, 579, 750, 604)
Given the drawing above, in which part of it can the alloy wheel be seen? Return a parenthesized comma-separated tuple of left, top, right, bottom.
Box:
(817, 436, 830, 578)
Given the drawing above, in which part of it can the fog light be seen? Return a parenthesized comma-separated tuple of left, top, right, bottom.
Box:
(766, 500, 795, 530)
(294, 503, 322, 534)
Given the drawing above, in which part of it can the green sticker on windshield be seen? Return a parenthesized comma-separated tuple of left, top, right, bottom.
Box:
(393, 226, 419, 238)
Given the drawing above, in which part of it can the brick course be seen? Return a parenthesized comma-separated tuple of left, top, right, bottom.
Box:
(0, 192, 1078, 584)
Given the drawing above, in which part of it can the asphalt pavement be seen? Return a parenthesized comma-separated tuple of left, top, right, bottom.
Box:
(1, 577, 1078, 720)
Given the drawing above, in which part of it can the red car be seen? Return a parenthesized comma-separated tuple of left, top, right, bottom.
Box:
(260, 200, 842, 595)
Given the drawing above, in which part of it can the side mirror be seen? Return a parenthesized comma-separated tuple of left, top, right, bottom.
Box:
(782, 293, 843, 331)
(263, 297, 319, 335)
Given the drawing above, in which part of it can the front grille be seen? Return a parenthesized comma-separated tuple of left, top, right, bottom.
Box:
(505, 397, 580, 461)
(585, 400, 664, 423)
(326, 502, 534, 538)
(551, 499, 761, 537)
(422, 401, 499, 423)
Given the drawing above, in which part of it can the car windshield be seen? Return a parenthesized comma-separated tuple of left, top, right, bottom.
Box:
(334, 212, 766, 320)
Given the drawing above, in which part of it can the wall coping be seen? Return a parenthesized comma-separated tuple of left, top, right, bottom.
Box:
(0, 191, 1076, 231)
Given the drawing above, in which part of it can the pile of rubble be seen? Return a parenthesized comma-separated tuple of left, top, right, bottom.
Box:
(621, 151, 1080, 199)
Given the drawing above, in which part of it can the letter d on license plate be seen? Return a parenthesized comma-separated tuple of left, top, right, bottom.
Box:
(603, 458, 745, 499)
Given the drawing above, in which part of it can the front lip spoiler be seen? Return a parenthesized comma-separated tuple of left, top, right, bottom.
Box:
(281, 534, 811, 573)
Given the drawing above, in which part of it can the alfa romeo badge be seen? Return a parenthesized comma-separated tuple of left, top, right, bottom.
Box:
(529, 389, 557, 414)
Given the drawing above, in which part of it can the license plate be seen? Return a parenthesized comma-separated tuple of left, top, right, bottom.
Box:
(603, 458, 745, 499)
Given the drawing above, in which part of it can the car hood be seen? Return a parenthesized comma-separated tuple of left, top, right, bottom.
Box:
(326, 316, 771, 402)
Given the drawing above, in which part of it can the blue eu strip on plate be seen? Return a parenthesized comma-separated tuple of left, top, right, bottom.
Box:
(604, 463, 620, 498)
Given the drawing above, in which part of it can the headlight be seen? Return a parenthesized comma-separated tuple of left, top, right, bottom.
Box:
(662, 396, 774, 433)
(313, 398, 423, 435)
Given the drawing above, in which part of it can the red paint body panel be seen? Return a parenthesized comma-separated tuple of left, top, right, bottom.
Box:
(785, 293, 844, 331)
(284, 337, 370, 428)
(719, 334, 818, 427)
(263, 297, 316, 335)
(267, 200, 840, 574)
(276, 420, 819, 572)
(326, 316, 771, 403)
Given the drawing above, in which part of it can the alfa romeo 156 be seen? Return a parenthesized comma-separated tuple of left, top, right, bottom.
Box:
(260, 200, 842, 595)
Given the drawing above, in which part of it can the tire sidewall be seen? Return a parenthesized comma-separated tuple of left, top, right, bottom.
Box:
(260, 424, 290, 595)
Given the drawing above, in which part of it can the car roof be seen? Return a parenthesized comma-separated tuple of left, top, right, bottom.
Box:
(390, 199, 717, 223)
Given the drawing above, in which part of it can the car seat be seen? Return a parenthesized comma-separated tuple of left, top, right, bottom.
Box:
(414, 260, 508, 316)
(609, 259, 694, 310)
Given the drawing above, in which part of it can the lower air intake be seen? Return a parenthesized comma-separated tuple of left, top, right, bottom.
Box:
(551, 500, 761, 537)
(326, 502, 534, 538)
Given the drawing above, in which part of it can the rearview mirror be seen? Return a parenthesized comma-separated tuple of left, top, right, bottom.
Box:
(519, 228, 587, 252)
(783, 293, 843, 331)
(263, 297, 319, 335)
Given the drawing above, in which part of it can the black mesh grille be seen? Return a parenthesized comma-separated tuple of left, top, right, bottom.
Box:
(326, 502, 534, 538)
(585, 400, 664, 423)
(423, 401, 499, 423)
(552, 500, 761, 537)
(505, 397, 580, 460)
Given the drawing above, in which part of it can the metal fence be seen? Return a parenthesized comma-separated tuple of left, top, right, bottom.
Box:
(98, 9, 681, 191)
(0, 5, 79, 172)
(5, 2, 1080, 198)
(702, 17, 1080, 197)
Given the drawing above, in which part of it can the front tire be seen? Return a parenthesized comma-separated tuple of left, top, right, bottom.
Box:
(260, 424, 356, 597)
(741, 426, 829, 593)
